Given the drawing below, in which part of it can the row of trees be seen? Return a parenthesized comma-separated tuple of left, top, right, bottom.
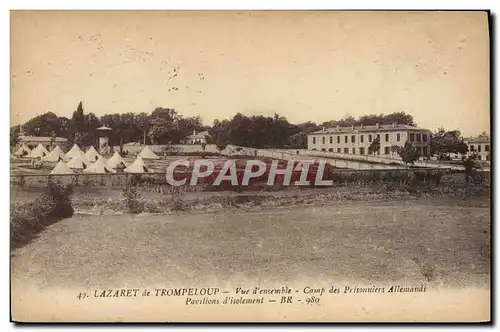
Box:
(10, 102, 476, 162)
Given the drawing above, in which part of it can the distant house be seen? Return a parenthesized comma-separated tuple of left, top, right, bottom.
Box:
(184, 130, 211, 144)
(18, 135, 68, 150)
(465, 134, 490, 161)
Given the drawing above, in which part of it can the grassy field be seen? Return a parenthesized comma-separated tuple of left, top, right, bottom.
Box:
(11, 197, 490, 290)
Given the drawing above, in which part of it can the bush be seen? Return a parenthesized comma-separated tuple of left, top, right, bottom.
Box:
(121, 181, 144, 214)
(10, 182, 74, 249)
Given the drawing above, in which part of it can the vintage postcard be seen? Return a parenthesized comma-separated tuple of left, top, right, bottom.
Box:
(10, 10, 491, 322)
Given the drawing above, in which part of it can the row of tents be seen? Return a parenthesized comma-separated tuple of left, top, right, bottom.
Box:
(13, 143, 159, 175)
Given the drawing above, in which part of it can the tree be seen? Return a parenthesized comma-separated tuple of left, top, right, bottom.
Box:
(23, 112, 62, 137)
(368, 136, 380, 155)
(398, 141, 420, 166)
(390, 145, 401, 157)
(462, 153, 482, 182)
(430, 128, 468, 159)
(10, 126, 20, 148)
(148, 117, 171, 145)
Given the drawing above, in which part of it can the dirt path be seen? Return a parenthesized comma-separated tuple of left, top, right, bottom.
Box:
(11, 198, 490, 292)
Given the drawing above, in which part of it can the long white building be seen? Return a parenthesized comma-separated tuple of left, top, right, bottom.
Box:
(307, 123, 432, 157)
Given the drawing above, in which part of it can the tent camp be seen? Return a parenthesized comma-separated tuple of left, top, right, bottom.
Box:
(66, 154, 90, 170)
(50, 160, 74, 175)
(84, 156, 116, 174)
(66, 144, 84, 159)
(85, 146, 101, 162)
(138, 145, 159, 160)
(29, 143, 50, 158)
(14, 144, 31, 157)
(107, 151, 128, 168)
(43, 145, 68, 162)
(124, 156, 149, 173)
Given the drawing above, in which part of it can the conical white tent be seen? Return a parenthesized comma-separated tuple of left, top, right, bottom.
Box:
(66, 144, 83, 159)
(85, 146, 101, 162)
(29, 143, 49, 158)
(84, 156, 116, 174)
(66, 154, 90, 170)
(14, 144, 31, 157)
(50, 160, 74, 175)
(43, 145, 68, 162)
(107, 151, 128, 168)
(124, 156, 149, 173)
(138, 145, 159, 160)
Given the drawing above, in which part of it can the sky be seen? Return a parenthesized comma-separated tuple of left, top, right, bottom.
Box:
(10, 10, 490, 137)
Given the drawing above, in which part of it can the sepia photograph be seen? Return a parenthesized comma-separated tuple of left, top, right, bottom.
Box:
(9, 10, 491, 322)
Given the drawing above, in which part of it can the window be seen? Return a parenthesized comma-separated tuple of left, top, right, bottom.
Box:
(470, 145, 475, 152)
(385, 134, 389, 142)
(416, 133, 421, 142)
(478, 145, 482, 152)
(344, 148, 349, 154)
(312, 148, 316, 151)
(351, 135, 355, 143)
(409, 133, 415, 141)
(478, 155, 482, 160)
(487, 155, 490, 161)
(322, 137, 325, 144)
(397, 133, 401, 142)
(313, 137, 316, 144)
(329, 136, 333, 144)
(485, 145, 490, 152)
(376, 134, 380, 141)
(422, 147, 427, 156)
(337, 136, 340, 144)
(337, 148, 341, 153)
(359, 147, 365, 155)
(321, 148, 326, 151)
(369, 135, 372, 142)
(423, 134, 427, 141)
(328, 148, 333, 152)
(352, 148, 356, 154)
(360, 135, 364, 143)
(344, 136, 348, 143)
(384, 147, 390, 155)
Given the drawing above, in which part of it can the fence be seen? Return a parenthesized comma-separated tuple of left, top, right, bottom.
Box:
(10, 167, 464, 191)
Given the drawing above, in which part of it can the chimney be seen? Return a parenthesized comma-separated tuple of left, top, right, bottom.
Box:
(361, 124, 364, 129)
(392, 122, 397, 128)
(351, 125, 354, 131)
(322, 126, 326, 132)
(376, 123, 380, 129)
(336, 125, 340, 131)
(193, 129, 196, 136)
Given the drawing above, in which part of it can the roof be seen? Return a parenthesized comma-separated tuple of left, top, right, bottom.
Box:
(43, 145, 68, 162)
(85, 146, 101, 161)
(124, 156, 149, 173)
(186, 130, 210, 139)
(309, 124, 430, 135)
(107, 151, 128, 168)
(66, 153, 90, 169)
(50, 160, 74, 175)
(84, 157, 116, 174)
(19, 135, 67, 143)
(66, 144, 83, 159)
(138, 145, 159, 160)
(29, 143, 49, 158)
(466, 135, 490, 144)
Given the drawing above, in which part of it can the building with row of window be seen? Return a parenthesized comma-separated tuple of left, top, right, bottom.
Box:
(17, 135, 68, 150)
(307, 123, 432, 157)
(465, 135, 490, 161)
